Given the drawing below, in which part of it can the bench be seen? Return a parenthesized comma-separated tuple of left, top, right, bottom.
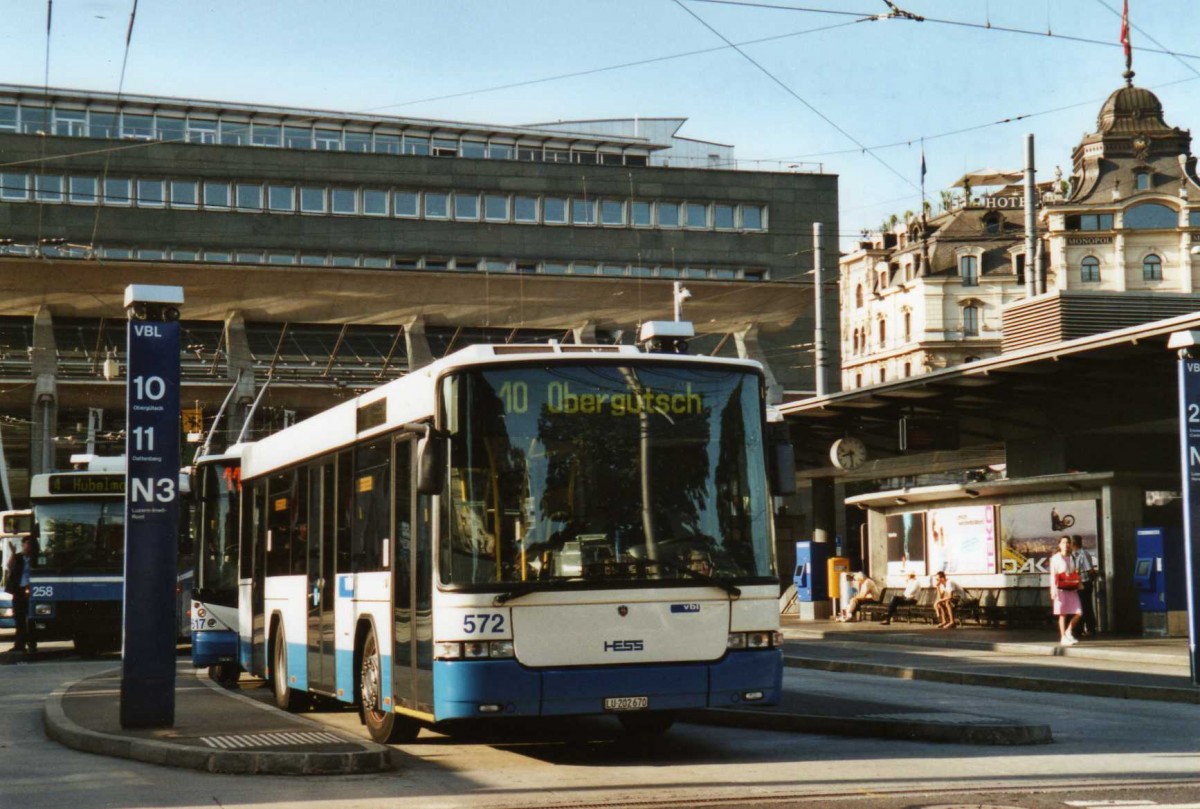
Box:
(861, 586, 983, 625)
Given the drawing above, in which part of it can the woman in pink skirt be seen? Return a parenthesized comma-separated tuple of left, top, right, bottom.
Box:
(1049, 535, 1082, 646)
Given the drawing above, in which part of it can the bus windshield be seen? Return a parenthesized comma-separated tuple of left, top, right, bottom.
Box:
(35, 501, 125, 573)
(440, 363, 774, 589)
(194, 459, 241, 603)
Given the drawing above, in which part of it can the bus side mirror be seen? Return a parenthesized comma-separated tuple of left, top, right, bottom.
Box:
(767, 422, 796, 496)
(416, 433, 446, 495)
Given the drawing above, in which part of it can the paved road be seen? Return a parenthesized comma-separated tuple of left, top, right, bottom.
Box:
(5, 640, 1199, 809)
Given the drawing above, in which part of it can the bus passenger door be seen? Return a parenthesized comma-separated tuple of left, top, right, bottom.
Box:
(306, 461, 337, 694)
(391, 438, 417, 711)
(414, 491, 433, 713)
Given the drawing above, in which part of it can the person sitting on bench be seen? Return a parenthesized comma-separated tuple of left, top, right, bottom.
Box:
(880, 571, 920, 625)
(837, 573, 878, 622)
(934, 570, 963, 629)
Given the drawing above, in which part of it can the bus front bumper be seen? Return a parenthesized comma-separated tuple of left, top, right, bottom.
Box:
(432, 649, 782, 721)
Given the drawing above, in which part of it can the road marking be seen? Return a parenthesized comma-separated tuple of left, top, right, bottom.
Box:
(1065, 802, 1200, 808)
(864, 711, 1007, 725)
(200, 731, 345, 749)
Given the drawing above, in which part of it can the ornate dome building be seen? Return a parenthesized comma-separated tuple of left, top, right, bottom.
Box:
(1007, 72, 1200, 350)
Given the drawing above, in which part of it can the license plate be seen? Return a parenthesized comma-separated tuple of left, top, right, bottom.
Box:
(604, 696, 649, 712)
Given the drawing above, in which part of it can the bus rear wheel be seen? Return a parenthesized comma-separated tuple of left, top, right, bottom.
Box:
(617, 710, 676, 737)
(360, 628, 420, 744)
(272, 625, 309, 711)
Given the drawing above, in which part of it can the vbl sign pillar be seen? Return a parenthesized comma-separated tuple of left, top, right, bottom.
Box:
(1175, 353, 1200, 686)
(120, 285, 183, 728)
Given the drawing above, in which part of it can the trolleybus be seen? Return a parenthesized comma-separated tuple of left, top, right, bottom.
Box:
(190, 444, 247, 683)
(29, 455, 127, 653)
(240, 326, 792, 742)
(30, 455, 194, 654)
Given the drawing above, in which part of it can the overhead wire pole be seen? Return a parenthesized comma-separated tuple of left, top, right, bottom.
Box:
(812, 223, 826, 397)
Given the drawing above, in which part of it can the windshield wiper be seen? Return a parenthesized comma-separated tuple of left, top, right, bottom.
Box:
(654, 559, 741, 599)
(492, 582, 546, 606)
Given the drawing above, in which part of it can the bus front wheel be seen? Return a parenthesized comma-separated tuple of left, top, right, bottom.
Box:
(360, 628, 420, 744)
(272, 626, 309, 712)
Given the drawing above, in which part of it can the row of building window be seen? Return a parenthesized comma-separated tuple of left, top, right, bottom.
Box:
(1064, 205, 1200, 232)
(1078, 254, 1162, 282)
(0, 171, 768, 232)
(0, 101, 652, 165)
(0, 242, 767, 281)
(848, 306, 979, 357)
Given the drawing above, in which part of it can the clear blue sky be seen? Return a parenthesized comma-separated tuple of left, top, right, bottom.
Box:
(3, 0, 1199, 247)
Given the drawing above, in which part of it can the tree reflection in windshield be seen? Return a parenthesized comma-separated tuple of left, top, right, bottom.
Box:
(440, 364, 773, 588)
(36, 501, 125, 572)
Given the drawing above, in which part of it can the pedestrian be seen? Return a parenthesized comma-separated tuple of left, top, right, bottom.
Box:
(836, 572, 878, 622)
(5, 536, 36, 657)
(933, 570, 958, 629)
(1071, 535, 1098, 639)
(880, 571, 920, 625)
(1050, 535, 1082, 646)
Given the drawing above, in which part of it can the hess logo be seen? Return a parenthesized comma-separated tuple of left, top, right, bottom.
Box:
(603, 640, 644, 652)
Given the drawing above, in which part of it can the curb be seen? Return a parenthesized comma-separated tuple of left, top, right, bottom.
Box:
(783, 655, 1200, 704)
(42, 672, 397, 775)
(781, 628, 1188, 668)
(682, 708, 1052, 746)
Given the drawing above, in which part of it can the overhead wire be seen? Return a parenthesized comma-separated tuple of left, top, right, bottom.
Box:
(685, 0, 1200, 62)
(34, 0, 53, 254)
(88, 0, 139, 252)
(1090, 0, 1200, 81)
(670, 0, 921, 193)
(361, 19, 867, 113)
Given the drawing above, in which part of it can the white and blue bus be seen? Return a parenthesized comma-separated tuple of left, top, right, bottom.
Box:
(30, 455, 194, 654)
(190, 444, 247, 683)
(29, 456, 128, 654)
(240, 330, 791, 742)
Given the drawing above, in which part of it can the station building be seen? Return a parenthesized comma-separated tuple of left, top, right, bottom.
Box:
(0, 85, 839, 503)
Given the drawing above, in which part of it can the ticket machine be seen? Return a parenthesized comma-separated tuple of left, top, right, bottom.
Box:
(1134, 527, 1186, 636)
(793, 541, 832, 620)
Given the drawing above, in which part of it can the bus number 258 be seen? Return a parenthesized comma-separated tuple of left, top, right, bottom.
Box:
(463, 613, 505, 634)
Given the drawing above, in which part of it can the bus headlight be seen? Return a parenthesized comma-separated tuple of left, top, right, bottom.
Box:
(434, 642, 462, 659)
(435, 640, 515, 660)
(745, 631, 772, 649)
(728, 630, 780, 650)
(463, 642, 489, 659)
(34, 604, 52, 616)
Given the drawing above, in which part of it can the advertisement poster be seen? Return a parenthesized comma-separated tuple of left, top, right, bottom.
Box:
(885, 512, 926, 576)
(999, 500, 1099, 574)
(927, 505, 996, 574)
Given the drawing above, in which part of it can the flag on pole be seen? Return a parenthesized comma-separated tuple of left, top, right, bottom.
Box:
(1120, 0, 1131, 69)
(920, 148, 927, 185)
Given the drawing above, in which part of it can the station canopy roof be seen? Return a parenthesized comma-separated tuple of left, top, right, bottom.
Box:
(777, 311, 1200, 478)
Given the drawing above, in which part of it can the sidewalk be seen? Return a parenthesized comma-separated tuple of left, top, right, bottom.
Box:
(43, 664, 396, 775)
(777, 614, 1198, 703)
(38, 621, 1198, 773)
